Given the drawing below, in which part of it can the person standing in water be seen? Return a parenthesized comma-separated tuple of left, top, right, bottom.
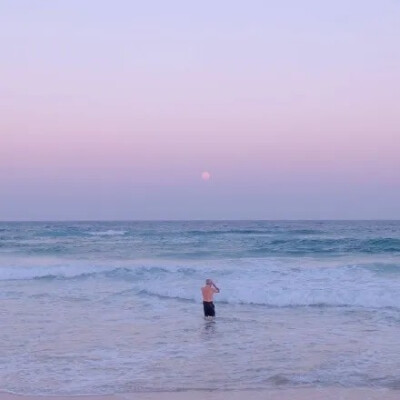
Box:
(201, 279, 220, 319)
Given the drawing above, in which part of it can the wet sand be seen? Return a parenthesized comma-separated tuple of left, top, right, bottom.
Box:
(1, 389, 399, 400)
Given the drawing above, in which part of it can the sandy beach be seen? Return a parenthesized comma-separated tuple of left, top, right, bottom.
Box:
(1, 389, 399, 400)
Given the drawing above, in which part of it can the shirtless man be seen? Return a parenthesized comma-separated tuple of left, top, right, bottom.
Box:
(201, 279, 220, 319)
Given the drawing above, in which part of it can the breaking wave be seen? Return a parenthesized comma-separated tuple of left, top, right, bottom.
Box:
(1, 261, 398, 309)
(87, 230, 128, 236)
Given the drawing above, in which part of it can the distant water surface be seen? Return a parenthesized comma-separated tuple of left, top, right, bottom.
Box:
(0, 221, 399, 394)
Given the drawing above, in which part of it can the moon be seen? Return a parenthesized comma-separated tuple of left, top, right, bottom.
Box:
(201, 171, 211, 181)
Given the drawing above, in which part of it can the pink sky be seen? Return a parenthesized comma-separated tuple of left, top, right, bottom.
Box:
(1, 0, 399, 219)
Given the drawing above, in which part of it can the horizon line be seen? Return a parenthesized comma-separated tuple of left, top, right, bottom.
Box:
(0, 219, 399, 223)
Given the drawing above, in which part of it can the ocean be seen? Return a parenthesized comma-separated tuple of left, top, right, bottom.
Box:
(0, 220, 399, 395)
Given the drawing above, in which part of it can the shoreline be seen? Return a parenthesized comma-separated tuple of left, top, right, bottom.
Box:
(1, 389, 399, 400)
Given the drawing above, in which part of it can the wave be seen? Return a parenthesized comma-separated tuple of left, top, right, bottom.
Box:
(186, 229, 275, 235)
(138, 289, 196, 303)
(87, 230, 127, 236)
(185, 228, 324, 236)
(250, 237, 400, 254)
(285, 229, 324, 235)
(7, 237, 397, 259)
(1, 260, 399, 309)
(1, 224, 399, 258)
(0, 264, 198, 281)
(363, 238, 400, 252)
(138, 284, 400, 309)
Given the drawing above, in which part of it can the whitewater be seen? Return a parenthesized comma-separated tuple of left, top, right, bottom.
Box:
(0, 221, 399, 394)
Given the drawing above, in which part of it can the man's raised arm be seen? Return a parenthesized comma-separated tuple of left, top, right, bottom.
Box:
(211, 280, 220, 293)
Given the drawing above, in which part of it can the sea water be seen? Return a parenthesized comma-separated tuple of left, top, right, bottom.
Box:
(0, 221, 399, 394)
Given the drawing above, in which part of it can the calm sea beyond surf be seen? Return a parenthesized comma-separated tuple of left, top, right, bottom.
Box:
(0, 220, 399, 395)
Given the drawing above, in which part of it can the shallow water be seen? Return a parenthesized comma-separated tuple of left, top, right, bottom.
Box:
(0, 221, 399, 394)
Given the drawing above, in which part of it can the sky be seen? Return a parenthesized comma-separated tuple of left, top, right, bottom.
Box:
(0, 0, 399, 220)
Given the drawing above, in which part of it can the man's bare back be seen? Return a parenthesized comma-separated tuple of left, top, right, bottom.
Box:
(201, 279, 220, 318)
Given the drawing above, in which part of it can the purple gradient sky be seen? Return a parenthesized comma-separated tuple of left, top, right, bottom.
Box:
(1, 0, 399, 220)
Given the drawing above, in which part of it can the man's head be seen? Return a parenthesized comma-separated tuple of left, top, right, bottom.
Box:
(206, 278, 212, 286)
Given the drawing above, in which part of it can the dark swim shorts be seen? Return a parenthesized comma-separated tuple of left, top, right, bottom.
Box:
(203, 301, 215, 317)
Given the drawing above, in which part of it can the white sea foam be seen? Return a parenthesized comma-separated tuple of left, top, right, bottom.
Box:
(138, 266, 400, 309)
(2, 259, 396, 308)
(87, 230, 127, 236)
